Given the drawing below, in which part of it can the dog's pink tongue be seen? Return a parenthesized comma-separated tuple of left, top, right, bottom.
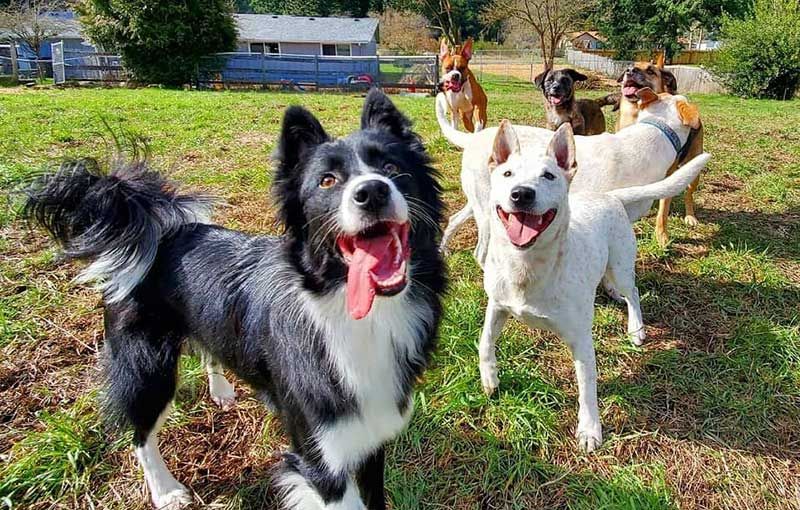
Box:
(346, 234, 392, 320)
(506, 212, 542, 246)
(623, 86, 638, 96)
(550, 96, 562, 105)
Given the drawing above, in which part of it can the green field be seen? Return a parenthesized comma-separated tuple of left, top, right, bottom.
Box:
(1, 79, 799, 509)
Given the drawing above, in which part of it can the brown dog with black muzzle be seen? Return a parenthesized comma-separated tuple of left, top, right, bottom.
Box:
(535, 67, 616, 135)
(439, 38, 488, 132)
(617, 55, 704, 246)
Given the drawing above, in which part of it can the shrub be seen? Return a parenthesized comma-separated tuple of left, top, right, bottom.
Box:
(711, 0, 800, 99)
(78, 0, 237, 87)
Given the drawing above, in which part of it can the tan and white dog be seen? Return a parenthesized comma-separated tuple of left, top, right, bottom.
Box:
(436, 89, 704, 266)
(439, 38, 488, 132)
(476, 121, 710, 451)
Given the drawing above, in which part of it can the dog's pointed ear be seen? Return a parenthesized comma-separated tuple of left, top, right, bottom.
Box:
(636, 87, 660, 108)
(655, 52, 666, 69)
(460, 37, 473, 60)
(273, 106, 329, 231)
(567, 69, 588, 82)
(275, 106, 329, 173)
(676, 99, 701, 129)
(361, 88, 414, 141)
(534, 69, 548, 88)
(661, 69, 678, 94)
(547, 123, 577, 181)
(439, 39, 449, 60)
(489, 120, 520, 168)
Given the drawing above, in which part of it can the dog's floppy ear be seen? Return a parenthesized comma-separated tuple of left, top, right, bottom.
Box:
(361, 88, 415, 141)
(534, 69, 549, 89)
(636, 87, 660, 108)
(616, 71, 625, 83)
(489, 120, 520, 168)
(547, 123, 577, 181)
(661, 69, 678, 94)
(460, 37, 473, 60)
(567, 69, 588, 82)
(439, 38, 449, 60)
(676, 99, 701, 129)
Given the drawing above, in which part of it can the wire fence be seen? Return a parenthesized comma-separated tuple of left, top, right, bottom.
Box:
(473, 49, 564, 84)
(0, 46, 52, 81)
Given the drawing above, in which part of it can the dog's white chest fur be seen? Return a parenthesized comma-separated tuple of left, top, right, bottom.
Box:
(309, 290, 427, 474)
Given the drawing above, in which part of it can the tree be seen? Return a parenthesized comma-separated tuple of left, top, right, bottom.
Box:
(0, 0, 69, 80)
(377, 7, 438, 52)
(482, 0, 596, 69)
(247, 0, 374, 17)
(594, 0, 749, 61)
(711, 0, 800, 99)
(78, 0, 237, 86)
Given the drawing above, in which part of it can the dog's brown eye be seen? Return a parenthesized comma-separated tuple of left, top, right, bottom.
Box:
(544, 172, 556, 181)
(384, 162, 398, 174)
(503, 170, 512, 177)
(319, 174, 337, 189)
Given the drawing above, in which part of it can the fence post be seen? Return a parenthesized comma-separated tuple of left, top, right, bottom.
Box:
(314, 54, 319, 90)
(10, 43, 18, 81)
(376, 54, 380, 87)
(434, 54, 439, 93)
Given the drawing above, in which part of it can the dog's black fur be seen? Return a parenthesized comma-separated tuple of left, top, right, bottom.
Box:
(23, 89, 446, 509)
(534, 68, 614, 136)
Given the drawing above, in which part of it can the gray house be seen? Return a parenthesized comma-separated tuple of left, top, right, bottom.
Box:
(234, 14, 379, 57)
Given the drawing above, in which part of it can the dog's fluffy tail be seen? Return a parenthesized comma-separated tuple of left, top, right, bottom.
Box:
(608, 152, 711, 207)
(435, 92, 471, 149)
(23, 157, 213, 303)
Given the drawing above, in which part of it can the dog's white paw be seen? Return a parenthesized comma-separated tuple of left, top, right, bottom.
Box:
(576, 422, 603, 453)
(152, 486, 192, 510)
(480, 364, 499, 396)
(209, 374, 236, 410)
(684, 215, 699, 227)
(630, 327, 646, 346)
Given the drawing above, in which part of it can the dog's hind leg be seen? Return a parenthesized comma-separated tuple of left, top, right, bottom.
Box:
(206, 359, 236, 410)
(440, 204, 473, 255)
(604, 258, 646, 346)
(655, 197, 672, 247)
(683, 176, 700, 227)
(104, 306, 191, 509)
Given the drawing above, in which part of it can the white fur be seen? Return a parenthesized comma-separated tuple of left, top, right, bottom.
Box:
(308, 287, 428, 474)
(435, 92, 704, 263)
(76, 201, 211, 304)
(206, 360, 236, 410)
(276, 472, 366, 510)
(134, 404, 193, 509)
(338, 174, 409, 234)
(476, 125, 711, 452)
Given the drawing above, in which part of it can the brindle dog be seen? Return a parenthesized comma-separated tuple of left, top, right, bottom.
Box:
(535, 68, 615, 136)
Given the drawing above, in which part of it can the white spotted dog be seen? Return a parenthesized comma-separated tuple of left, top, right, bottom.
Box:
(477, 121, 710, 451)
(23, 89, 446, 510)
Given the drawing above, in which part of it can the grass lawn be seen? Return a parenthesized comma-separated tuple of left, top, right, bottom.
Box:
(1, 78, 799, 510)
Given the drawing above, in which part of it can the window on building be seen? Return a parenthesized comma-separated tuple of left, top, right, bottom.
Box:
(322, 44, 351, 56)
(335, 44, 351, 56)
(250, 42, 279, 54)
(322, 44, 336, 56)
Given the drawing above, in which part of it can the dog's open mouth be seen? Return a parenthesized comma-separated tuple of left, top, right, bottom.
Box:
(337, 221, 410, 320)
(497, 207, 557, 248)
(548, 94, 564, 105)
(443, 79, 462, 93)
(622, 79, 643, 99)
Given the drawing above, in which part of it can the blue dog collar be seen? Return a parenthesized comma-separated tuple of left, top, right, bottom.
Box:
(639, 117, 683, 155)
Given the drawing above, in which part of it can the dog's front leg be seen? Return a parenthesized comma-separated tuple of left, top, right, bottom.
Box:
(277, 453, 366, 510)
(356, 448, 386, 510)
(450, 108, 460, 131)
(478, 301, 509, 396)
(564, 330, 603, 452)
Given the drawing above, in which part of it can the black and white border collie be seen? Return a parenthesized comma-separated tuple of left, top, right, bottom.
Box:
(23, 90, 446, 510)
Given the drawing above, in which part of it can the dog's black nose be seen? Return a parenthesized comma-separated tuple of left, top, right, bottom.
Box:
(353, 179, 391, 211)
(510, 186, 535, 208)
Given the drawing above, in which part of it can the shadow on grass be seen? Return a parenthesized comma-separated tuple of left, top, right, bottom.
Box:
(700, 206, 800, 261)
(604, 268, 800, 460)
